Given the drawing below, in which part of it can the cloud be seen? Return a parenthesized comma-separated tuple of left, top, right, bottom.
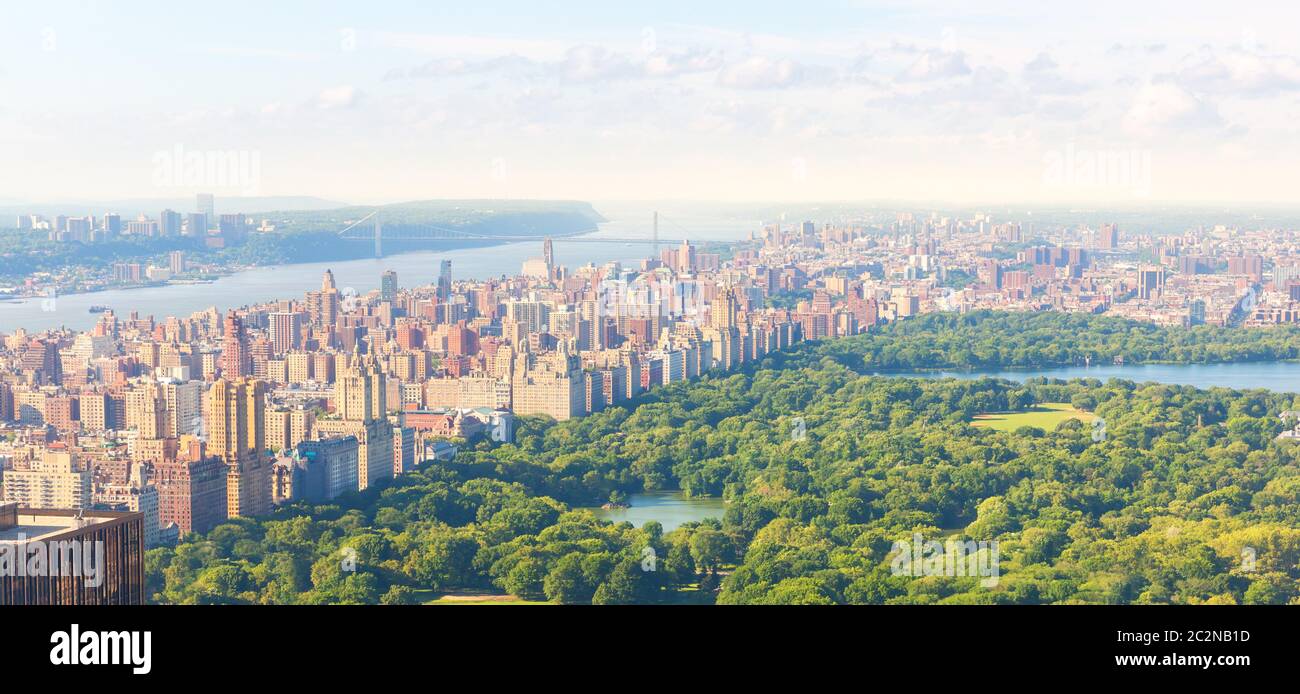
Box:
(716, 56, 807, 89)
(1173, 47, 1300, 96)
(643, 47, 725, 78)
(385, 55, 535, 80)
(1123, 82, 1221, 135)
(896, 50, 971, 82)
(316, 85, 361, 110)
(384, 44, 725, 84)
(557, 45, 637, 82)
(1023, 51, 1089, 95)
(1108, 43, 1166, 55)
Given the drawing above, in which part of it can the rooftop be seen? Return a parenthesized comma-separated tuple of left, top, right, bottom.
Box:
(0, 506, 139, 543)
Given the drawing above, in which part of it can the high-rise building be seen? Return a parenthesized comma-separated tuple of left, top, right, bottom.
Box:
(437, 260, 452, 301)
(506, 300, 550, 334)
(0, 503, 145, 605)
(1097, 223, 1119, 249)
(206, 379, 271, 518)
(295, 437, 360, 502)
(1137, 265, 1165, 300)
(1, 450, 92, 510)
(159, 379, 202, 438)
(186, 212, 207, 236)
(711, 287, 738, 330)
(678, 239, 696, 273)
(153, 454, 227, 536)
(1228, 255, 1264, 282)
(160, 209, 182, 237)
(103, 213, 122, 239)
(221, 313, 250, 377)
(269, 312, 302, 355)
(381, 270, 398, 303)
(125, 381, 166, 439)
(314, 355, 393, 490)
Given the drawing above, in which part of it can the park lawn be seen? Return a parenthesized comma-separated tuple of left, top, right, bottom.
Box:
(416, 589, 551, 605)
(970, 402, 1096, 432)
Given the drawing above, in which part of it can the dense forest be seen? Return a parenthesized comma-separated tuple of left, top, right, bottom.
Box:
(146, 312, 1300, 604)
(787, 310, 1300, 370)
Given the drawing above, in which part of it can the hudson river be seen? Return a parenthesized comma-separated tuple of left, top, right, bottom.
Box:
(0, 203, 754, 333)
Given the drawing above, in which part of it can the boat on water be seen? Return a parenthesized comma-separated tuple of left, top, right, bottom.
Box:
(88, 305, 110, 313)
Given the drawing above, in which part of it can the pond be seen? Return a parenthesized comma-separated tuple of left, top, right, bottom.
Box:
(592, 492, 726, 532)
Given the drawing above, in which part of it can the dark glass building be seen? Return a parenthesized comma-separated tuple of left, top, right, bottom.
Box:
(0, 503, 145, 605)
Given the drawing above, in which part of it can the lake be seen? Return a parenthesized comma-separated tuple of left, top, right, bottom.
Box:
(875, 361, 1300, 394)
(593, 492, 726, 532)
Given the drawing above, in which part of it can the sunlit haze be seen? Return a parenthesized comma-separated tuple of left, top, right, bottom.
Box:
(6, 0, 1300, 204)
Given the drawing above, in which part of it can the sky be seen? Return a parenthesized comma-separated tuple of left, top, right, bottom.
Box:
(4, 0, 1300, 206)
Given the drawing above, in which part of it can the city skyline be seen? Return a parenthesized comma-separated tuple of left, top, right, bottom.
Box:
(7, 1, 1300, 204)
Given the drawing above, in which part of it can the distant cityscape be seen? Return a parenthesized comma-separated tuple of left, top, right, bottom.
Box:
(4, 193, 286, 296)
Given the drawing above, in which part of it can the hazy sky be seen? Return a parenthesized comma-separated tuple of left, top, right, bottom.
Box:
(4, 0, 1300, 205)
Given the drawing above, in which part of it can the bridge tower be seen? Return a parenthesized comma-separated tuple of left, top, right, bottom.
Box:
(652, 211, 659, 258)
(374, 213, 382, 258)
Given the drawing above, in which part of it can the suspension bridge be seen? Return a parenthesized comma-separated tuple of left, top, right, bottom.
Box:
(338, 210, 690, 258)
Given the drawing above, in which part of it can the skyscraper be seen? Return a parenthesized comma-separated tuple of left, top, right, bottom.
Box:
(0, 451, 92, 510)
(221, 313, 250, 377)
(269, 312, 302, 355)
(104, 213, 122, 238)
(160, 208, 182, 237)
(711, 287, 738, 330)
(381, 270, 398, 303)
(315, 354, 393, 490)
(186, 212, 207, 237)
(206, 378, 271, 518)
(1, 504, 146, 605)
(1137, 265, 1165, 300)
(437, 260, 452, 301)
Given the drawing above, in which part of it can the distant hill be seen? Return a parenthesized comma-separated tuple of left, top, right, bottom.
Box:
(262, 199, 607, 230)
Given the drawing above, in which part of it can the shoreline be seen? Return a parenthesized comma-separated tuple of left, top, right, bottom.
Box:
(0, 227, 601, 303)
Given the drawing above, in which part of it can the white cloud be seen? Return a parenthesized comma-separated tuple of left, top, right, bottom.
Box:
(643, 47, 725, 78)
(896, 50, 971, 82)
(316, 85, 361, 110)
(1023, 52, 1089, 94)
(1174, 47, 1300, 96)
(558, 45, 636, 82)
(386, 55, 535, 80)
(1123, 82, 1221, 135)
(717, 56, 805, 89)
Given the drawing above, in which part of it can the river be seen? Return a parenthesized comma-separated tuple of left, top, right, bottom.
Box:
(0, 202, 758, 333)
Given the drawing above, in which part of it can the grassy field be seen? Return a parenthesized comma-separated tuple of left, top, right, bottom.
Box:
(416, 589, 550, 606)
(970, 402, 1096, 432)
